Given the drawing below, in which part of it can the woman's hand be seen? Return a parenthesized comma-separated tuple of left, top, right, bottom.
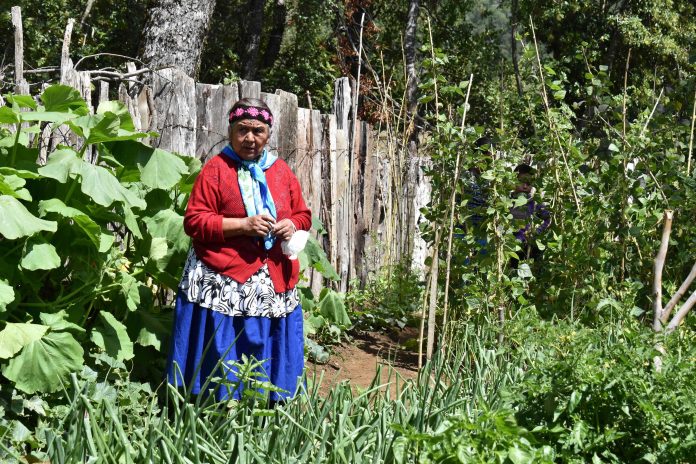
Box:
(273, 218, 297, 241)
(244, 214, 276, 237)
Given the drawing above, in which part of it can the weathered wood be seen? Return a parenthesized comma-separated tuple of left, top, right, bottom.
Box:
(260, 91, 281, 158)
(238, 80, 261, 99)
(271, 89, 298, 165)
(99, 81, 109, 106)
(60, 19, 75, 85)
(196, 82, 239, 161)
(151, 67, 197, 156)
(321, 114, 339, 272)
(335, 129, 351, 291)
(11, 7, 29, 94)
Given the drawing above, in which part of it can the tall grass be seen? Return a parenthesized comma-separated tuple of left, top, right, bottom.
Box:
(37, 322, 518, 463)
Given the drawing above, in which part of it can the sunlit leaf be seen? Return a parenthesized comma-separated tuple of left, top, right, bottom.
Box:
(3, 331, 84, 394)
(0, 195, 57, 239)
(91, 312, 134, 362)
(20, 242, 61, 271)
(0, 279, 14, 312)
(40, 85, 88, 115)
(0, 323, 48, 359)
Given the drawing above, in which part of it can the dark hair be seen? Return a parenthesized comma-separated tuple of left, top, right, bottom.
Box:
(228, 98, 273, 126)
(514, 163, 535, 175)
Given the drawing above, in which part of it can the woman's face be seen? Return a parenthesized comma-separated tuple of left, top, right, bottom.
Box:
(229, 119, 270, 161)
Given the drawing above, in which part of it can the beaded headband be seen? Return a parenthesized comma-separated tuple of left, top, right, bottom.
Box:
(228, 105, 274, 127)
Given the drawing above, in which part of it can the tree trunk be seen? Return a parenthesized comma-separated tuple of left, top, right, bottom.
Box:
(260, 0, 286, 75)
(141, 0, 217, 79)
(242, 0, 266, 80)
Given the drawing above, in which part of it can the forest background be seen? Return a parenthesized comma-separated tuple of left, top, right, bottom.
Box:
(1, 0, 696, 462)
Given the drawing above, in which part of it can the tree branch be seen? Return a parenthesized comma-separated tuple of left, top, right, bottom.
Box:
(661, 262, 696, 324)
(652, 210, 673, 331)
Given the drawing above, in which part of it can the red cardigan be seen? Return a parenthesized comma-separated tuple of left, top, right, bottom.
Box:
(184, 154, 311, 291)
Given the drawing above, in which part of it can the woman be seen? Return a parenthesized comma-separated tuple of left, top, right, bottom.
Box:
(167, 98, 311, 402)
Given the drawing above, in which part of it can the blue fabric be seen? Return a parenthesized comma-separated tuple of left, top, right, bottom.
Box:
(221, 145, 278, 250)
(166, 291, 305, 402)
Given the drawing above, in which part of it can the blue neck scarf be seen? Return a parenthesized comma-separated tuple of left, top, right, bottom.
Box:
(221, 145, 278, 250)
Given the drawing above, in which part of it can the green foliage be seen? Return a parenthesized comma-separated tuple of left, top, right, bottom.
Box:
(507, 320, 696, 463)
(346, 262, 424, 331)
(0, 84, 198, 397)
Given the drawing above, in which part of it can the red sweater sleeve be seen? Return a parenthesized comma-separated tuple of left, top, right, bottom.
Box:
(183, 162, 225, 243)
(288, 169, 312, 231)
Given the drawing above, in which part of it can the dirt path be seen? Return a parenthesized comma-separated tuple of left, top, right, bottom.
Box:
(307, 328, 421, 396)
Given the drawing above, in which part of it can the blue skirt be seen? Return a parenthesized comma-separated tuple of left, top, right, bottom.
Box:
(166, 291, 305, 402)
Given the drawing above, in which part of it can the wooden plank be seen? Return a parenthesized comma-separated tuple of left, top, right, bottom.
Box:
(333, 77, 352, 131)
(151, 67, 197, 157)
(272, 89, 298, 166)
(321, 114, 338, 272)
(196, 82, 238, 161)
(98, 81, 109, 106)
(334, 125, 351, 292)
(238, 80, 261, 99)
(259, 91, 281, 160)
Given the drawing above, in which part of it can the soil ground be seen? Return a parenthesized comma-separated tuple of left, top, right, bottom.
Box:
(307, 327, 421, 397)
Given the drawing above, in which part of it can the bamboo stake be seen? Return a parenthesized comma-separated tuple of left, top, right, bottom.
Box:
(529, 17, 581, 212)
(426, 226, 441, 360)
(661, 262, 696, 324)
(686, 86, 696, 176)
(652, 210, 673, 332)
(442, 75, 473, 346)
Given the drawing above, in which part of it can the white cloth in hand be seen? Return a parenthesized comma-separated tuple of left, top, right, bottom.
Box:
(281, 230, 309, 260)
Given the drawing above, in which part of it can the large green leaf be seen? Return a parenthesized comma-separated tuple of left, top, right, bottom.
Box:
(0, 106, 20, 124)
(39, 311, 85, 335)
(37, 148, 81, 183)
(90, 312, 134, 362)
(317, 288, 351, 327)
(2, 330, 84, 394)
(0, 174, 32, 201)
(20, 242, 61, 271)
(0, 279, 14, 312)
(79, 163, 146, 209)
(40, 85, 88, 115)
(299, 235, 340, 280)
(119, 271, 141, 312)
(4, 94, 37, 110)
(21, 111, 79, 125)
(0, 323, 49, 359)
(106, 141, 189, 188)
(0, 195, 57, 239)
(141, 149, 189, 190)
(38, 198, 101, 248)
(68, 113, 119, 143)
(97, 101, 135, 131)
(144, 209, 189, 253)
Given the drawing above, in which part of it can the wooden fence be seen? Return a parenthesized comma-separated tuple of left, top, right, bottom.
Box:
(7, 7, 431, 291)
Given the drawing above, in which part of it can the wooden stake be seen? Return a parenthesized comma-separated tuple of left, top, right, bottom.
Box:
(60, 18, 75, 85)
(11, 6, 29, 94)
(652, 210, 673, 332)
(442, 75, 473, 345)
(686, 87, 696, 176)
